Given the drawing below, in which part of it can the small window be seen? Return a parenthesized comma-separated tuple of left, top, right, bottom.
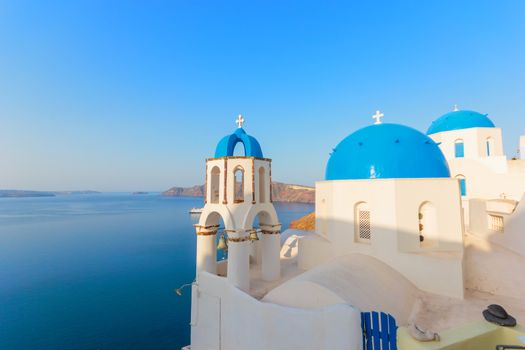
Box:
(488, 214, 504, 232)
(486, 137, 494, 157)
(455, 139, 465, 158)
(355, 202, 371, 243)
(419, 202, 438, 248)
(456, 175, 466, 196)
(234, 167, 244, 203)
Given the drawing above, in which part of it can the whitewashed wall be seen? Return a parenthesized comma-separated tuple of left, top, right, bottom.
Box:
(190, 272, 362, 350)
(308, 178, 465, 298)
(430, 127, 504, 160)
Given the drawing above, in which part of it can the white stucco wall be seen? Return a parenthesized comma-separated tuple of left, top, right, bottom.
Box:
(430, 127, 504, 160)
(447, 158, 525, 201)
(491, 194, 525, 256)
(428, 128, 525, 203)
(190, 272, 362, 350)
(264, 254, 418, 325)
(309, 178, 465, 299)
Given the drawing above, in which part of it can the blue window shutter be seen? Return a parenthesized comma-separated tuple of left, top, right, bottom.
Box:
(455, 142, 464, 158)
(460, 178, 466, 196)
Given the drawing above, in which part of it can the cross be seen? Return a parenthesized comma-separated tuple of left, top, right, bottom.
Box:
(236, 114, 245, 128)
(453, 104, 459, 112)
(372, 110, 384, 124)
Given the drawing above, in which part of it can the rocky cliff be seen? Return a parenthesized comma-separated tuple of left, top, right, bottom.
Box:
(162, 182, 315, 203)
(289, 212, 316, 231)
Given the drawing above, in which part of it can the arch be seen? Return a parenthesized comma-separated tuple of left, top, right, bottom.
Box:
(242, 206, 279, 229)
(258, 166, 266, 203)
(233, 166, 245, 203)
(418, 201, 438, 248)
(214, 129, 264, 158)
(455, 174, 466, 196)
(354, 202, 371, 243)
(210, 166, 221, 204)
(486, 137, 494, 157)
(198, 207, 235, 230)
(233, 141, 246, 156)
(454, 139, 465, 158)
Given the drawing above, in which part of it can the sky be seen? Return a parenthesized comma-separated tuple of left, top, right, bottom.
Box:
(1, 1, 524, 192)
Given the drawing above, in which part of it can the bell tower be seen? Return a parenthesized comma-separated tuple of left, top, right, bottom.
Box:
(195, 115, 281, 292)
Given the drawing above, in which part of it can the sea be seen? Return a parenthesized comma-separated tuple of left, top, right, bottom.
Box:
(0, 193, 313, 350)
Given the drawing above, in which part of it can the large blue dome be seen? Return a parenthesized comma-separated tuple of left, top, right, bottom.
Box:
(214, 128, 263, 158)
(427, 110, 495, 135)
(326, 123, 450, 180)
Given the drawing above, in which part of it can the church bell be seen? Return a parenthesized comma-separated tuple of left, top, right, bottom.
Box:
(249, 229, 259, 241)
(217, 233, 228, 251)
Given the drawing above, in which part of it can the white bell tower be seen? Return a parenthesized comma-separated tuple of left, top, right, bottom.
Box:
(195, 115, 281, 292)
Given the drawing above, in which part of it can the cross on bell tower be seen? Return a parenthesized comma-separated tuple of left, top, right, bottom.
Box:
(372, 110, 384, 124)
(236, 114, 245, 128)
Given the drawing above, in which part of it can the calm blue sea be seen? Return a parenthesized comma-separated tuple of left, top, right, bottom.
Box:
(0, 194, 313, 350)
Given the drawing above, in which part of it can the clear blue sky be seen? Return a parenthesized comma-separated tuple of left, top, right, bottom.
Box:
(1, 1, 524, 191)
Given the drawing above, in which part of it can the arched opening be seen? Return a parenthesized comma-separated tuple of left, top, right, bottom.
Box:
(234, 166, 245, 203)
(454, 139, 465, 158)
(244, 208, 280, 281)
(210, 166, 221, 204)
(354, 202, 371, 243)
(486, 137, 494, 157)
(197, 211, 229, 276)
(258, 166, 266, 203)
(456, 175, 466, 196)
(233, 141, 246, 156)
(418, 202, 438, 248)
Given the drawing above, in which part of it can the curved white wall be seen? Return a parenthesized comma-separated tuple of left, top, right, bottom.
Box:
(191, 272, 363, 350)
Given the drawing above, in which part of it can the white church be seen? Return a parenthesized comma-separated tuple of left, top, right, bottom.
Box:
(184, 110, 525, 350)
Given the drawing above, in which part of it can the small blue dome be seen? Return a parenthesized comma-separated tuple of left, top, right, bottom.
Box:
(214, 128, 263, 158)
(427, 110, 495, 135)
(326, 123, 450, 180)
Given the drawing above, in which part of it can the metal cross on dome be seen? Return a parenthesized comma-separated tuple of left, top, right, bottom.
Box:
(236, 114, 245, 128)
(453, 104, 459, 112)
(372, 110, 384, 124)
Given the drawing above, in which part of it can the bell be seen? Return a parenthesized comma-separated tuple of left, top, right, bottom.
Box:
(249, 229, 259, 241)
(217, 233, 228, 251)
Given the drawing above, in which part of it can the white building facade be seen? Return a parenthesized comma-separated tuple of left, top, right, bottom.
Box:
(298, 122, 465, 298)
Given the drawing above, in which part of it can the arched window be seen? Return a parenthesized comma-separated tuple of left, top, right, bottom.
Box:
(418, 202, 438, 248)
(258, 166, 266, 203)
(454, 139, 465, 158)
(486, 137, 494, 157)
(456, 175, 466, 196)
(354, 202, 371, 243)
(234, 167, 244, 203)
(210, 166, 221, 204)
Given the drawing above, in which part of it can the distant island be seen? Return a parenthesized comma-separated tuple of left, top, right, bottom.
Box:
(0, 190, 100, 198)
(162, 182, 315, 203)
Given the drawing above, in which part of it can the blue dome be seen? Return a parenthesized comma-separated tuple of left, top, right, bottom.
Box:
(214, 128, 263, 158)
(427, 110, 495, 135)
(326, 123, 450, 180)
